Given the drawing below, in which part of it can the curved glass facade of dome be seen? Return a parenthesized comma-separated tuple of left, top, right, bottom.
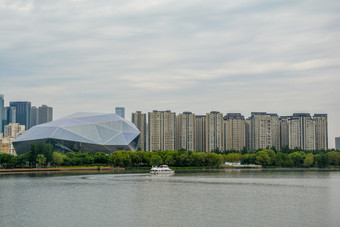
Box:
(13, 113, 140, 155)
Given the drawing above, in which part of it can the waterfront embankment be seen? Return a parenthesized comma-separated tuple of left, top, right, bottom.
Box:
(0, 166, 125, 173)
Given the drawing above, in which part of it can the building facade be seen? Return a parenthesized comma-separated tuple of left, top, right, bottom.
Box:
(336, 137, 340, 151)
(195, 115, 206, 152)
(148, 110, 176, 151)
(4, 123, 25, 138)
(30, 106, 39, 127)
(249, 112, 280, 150)
(38, 105, 53, 124)
(10, 101, 31, 130)
(288, 113, 315, 150)
(131, 111, 147, 151)
(176, 112, 196, 151)
(223, 113, 245, 151)
(115, 107, 125, 118)
(313, 114, 328, 150)
(206, 111, 224, 152)
(280, 116, 290, 149)
(0, 94, 4, 133)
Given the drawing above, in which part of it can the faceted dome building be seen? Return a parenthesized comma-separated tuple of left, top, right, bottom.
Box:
(13, 113, 140, 155)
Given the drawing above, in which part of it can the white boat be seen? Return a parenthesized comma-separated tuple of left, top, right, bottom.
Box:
(150, 165, 175, 174)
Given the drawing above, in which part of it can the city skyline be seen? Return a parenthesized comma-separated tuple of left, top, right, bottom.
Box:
(1, 0, 339, 147)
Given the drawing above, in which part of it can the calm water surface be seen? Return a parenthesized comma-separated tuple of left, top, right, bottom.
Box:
(1, 169, 340, 227)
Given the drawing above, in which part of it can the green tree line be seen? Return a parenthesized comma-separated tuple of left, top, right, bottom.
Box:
(0, 143, 340, 168)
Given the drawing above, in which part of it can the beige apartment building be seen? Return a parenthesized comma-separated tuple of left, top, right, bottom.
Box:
(4, 123, 25, 138)
(206, 111, 224, 152)
(195, 115, 206, 152)
(131, 111, 147, 151)
(148, 110, 176, 151)
(313, 114, 328, 150)
(288, 113, 315, 150)
(223, 113, 245, 151)
(176, 112, 196, 151)
(249, 112, 280, 150)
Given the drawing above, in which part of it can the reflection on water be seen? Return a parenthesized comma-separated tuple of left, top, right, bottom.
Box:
(1, 169, 340, 227)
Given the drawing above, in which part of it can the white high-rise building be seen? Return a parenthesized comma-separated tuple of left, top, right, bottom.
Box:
(288, 113, 315, 150)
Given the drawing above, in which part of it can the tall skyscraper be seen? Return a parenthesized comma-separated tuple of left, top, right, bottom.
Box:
(0, 94, 4, 133)
(176, 112, 196, 151)
(335, 137, 340, 151)
(115, 107, 125, 118)
(148, 110, 176, 151)
(38, 105, 53, 124)
(288, 113, 315, 150)
(223, 113, 245, 151)
(206, 111, 224, 152)
(132, 111, 147, 151)
(195, 115, 206, 152)
(250, 112, 280, 150)
(9, 101, 31, 130)
(30, 106, 39, 127)
(313, 114, 328, 150)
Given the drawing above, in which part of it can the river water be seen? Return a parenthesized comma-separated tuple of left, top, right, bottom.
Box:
(0, 169, 339, 227)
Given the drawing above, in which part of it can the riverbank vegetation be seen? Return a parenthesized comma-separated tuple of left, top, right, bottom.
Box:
(0, 143, 339, 169)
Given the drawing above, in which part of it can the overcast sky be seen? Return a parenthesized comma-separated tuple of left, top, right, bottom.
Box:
(1, 0, 339, 147)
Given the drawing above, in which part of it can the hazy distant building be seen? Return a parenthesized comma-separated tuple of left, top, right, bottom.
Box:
(195, 115, 206, 152)
(176, 112, 196, 151)
(280, 116, 290, 148)
(131, 111, 147, 151)
(245, 118, 251, 150)
(313, 114, 328, 150)
(30, 106, 39, 127)
(223, 113, 245, 151)
(10, 101, 31, 130)
(335, 137, 340, 151)
(38, 105, 53, 124)
(148, 110, 176, 151)
(206, 111, 224, 152)
(115, 107, 125, 118)
(249, 112, 280, 150)
(4, 123, 25, 138)
(288, 113, 315, 150)
(0, 94, 4, 133)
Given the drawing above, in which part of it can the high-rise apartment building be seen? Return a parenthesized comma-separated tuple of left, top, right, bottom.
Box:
(176, 112, 196, 151)
(148, 110, 176, 151)
(280, 116, 290, 148)
(206, 111, 224, 152)
(335, 137, 340, 151)
(30, 106, 39, 127)
(0, 94, 4, 133)
(115, 107, 125, 118)
(288, 113, 315, 150)
(313, 114, 328, 150)
(38, 105, 53, 124)
(195, 115, 206, 152)
(245, 118, 251, 150)
(131, 111, 147, 151)
(249, 112, 280, 150)
(223, 113, 245, 151)
(10, 101, 31, 130)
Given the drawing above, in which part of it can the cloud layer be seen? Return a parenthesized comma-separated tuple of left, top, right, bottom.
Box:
(1, 0, 339, 147)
